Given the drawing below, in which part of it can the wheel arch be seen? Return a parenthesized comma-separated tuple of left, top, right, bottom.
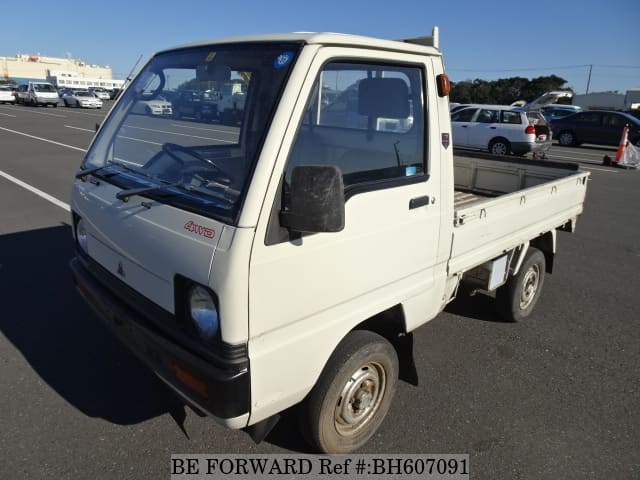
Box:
(351, 304, 418, 386)
(530, 230, 556, 274)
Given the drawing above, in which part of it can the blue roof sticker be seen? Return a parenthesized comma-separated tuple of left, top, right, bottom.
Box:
(273, 51, 294, 69)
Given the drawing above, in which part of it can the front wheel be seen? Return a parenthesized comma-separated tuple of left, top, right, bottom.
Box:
(496, 248, 546, 322)
(300, 330, 398, 453)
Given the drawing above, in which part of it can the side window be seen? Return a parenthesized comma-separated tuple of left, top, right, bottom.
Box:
(575, 113, 601, 125)
(477, 109, 499, 123)
(451, 108, 477, 122)
(604, 114, 625, 128)
(285, 61, 425, 191)
(501, 111, 522, 124)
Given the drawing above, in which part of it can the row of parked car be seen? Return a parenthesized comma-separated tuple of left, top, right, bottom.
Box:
(449, 92, 640, 156)
(0, 82, 121, 109)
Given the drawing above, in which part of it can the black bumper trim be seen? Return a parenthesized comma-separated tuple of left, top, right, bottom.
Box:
(70, 256, 250, 420)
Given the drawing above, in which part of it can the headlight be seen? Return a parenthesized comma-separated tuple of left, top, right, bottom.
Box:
(76, 218, 88, 253)
(189, 285, 219, 341)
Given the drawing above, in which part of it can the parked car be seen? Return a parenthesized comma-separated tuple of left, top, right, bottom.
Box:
(550, 110, 640, 147)
(172, 90, 218, 121)
(131, 95, 173, 115)
(88, 87, 111, 100)
(451, 105, 551, 156)
(15, 84, 30, 104)
(109, 88, 121, 100)
(24, 81, 60, 107)
(0, 85, 16, 104)
(540, 104, 582, 123)
(62, 90, 103, 108)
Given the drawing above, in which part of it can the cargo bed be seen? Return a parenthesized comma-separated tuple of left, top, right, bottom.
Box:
(449, 154, 590, 275)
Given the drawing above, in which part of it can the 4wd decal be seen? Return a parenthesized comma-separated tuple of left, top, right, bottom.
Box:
(184, 221, 215, 239)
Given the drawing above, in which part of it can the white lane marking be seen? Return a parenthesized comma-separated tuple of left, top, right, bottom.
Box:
(581, 166, 619, 173)
(117, 135, 163, 146)
(65, 125, 95, 133)
(170, 123, 238, 135)
(124, 125, 234, 143)
(0, 112, 16, 117)
(7, 108, 66, 118)
(0, 126, 87, 151)
(0, 169, 70, 212)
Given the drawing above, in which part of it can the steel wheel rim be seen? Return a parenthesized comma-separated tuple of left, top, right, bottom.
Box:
(492, 143, 507, 155)
(334, 362, 386, 436)
(520, 264, 540, 309)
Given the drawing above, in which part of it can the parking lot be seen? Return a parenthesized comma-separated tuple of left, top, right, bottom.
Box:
(1, 101, 639, 479)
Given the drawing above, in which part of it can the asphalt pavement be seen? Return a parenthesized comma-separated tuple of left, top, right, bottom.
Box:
(0, 101, 639, 479)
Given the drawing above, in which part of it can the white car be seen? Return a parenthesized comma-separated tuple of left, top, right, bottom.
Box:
(451, 105, 551, 156)
(0, 85, 16, 104)
(132, 95, 173, 115)
(89, 87, 111, 100)
(63, 90, 103, 108)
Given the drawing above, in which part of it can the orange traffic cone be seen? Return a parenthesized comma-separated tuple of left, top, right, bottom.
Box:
(614, 124, 630, 164)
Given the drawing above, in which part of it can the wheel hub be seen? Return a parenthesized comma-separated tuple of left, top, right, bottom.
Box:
(520, 265, 540, 309)
(335, 363, 385, 435)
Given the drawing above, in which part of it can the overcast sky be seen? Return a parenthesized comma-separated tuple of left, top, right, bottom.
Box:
(2, 0, 638, 94)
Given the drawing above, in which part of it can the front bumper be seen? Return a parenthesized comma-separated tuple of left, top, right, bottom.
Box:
(70, 255, 250, 423)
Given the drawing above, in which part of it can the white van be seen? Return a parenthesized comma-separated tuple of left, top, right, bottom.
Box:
(27, 81, 59, 107)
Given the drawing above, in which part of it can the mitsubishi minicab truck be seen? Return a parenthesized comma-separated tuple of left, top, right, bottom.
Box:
(70, 29, 589, 453)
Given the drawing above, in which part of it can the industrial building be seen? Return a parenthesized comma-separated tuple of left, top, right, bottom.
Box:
(1, 53, 124, 89)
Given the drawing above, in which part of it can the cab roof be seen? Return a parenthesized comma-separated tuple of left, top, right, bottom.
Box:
(157, 32, 442, 58)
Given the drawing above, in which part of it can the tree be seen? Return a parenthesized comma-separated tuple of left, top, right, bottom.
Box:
(450, 75, 571, 105)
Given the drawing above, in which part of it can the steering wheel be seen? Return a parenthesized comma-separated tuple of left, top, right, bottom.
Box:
(162, 143, 222, 175)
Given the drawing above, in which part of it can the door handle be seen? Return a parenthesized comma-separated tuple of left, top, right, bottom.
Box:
(490, 126, 497, 129)
(409, 196, 430, 209)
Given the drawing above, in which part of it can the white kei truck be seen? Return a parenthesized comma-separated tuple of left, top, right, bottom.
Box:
(69, 29, 589, 453)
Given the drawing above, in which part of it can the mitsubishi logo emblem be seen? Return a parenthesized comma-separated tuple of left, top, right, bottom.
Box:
(117, 261, 125, 277)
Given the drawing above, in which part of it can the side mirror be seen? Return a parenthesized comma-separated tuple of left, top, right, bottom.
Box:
(280, 165, 345, 234)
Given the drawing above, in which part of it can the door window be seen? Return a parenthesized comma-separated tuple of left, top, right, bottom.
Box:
(285, 61, 425, 190)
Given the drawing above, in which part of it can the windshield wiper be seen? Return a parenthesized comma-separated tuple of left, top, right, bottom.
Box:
(75, 160, 155, 181)
(75, 164, 109, 180)
(116, 182, 182, 202)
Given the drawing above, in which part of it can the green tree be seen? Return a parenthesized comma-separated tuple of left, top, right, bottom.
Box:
(451, 75, 571, 105)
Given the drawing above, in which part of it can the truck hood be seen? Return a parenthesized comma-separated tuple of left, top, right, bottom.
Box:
(73, 179, 223, 314)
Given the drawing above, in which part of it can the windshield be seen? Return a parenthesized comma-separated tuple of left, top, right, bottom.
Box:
(84, 42, 301, 224)
(34, 83, 56, 92)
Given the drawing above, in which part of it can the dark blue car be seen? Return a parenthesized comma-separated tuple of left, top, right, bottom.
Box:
(551, 110, 640, 147)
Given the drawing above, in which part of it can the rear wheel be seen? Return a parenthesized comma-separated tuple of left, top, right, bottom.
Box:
(300, 330, 398, 453)
(558, 130, 576, 146)
(496, 248, 546, 322)
(489, 138, 511, 156)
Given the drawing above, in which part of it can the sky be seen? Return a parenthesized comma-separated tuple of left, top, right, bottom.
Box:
(2, 0, 639, 96)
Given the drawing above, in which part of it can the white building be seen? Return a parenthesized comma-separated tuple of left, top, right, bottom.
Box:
(1, 53, 123, 89)
(573, 89, 640, 111)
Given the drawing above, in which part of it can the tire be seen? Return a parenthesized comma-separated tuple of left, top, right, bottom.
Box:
(496, 248, 546, 322)
(299, 330, 399, 453)
(489, 138, 511, 156)
(76, 100, 81, 108)
(558, 130, 576, 146)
